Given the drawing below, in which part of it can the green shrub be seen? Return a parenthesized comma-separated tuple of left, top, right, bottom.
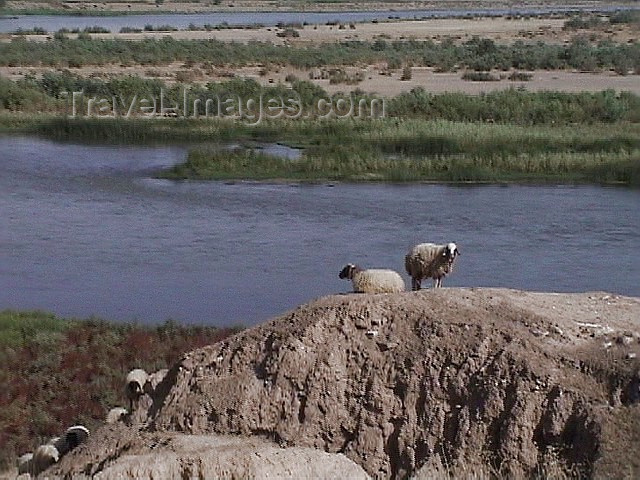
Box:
(508, 71, 533, 81)
(461, 71, 500, 81)
(0, 36, 638, 73)
(276, 28, 300, 38)
(609, 10, 640, 25)
(400, 65, 413, 81)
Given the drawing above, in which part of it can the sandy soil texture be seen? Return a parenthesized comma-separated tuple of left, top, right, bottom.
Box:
(40, 288, 640, 479)
(254, 65, 640, 95)
(2, 14, 637, 96)
(4, 62, 639, 95)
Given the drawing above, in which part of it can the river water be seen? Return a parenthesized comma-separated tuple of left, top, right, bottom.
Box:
(1, 136, 638, 326)
(1, 5, 636, 33)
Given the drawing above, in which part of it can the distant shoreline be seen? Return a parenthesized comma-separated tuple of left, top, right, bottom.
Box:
(2, 3, 638, 18)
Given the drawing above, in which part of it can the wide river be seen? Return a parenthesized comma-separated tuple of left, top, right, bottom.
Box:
(1, 136, 638, 326)
(1, 5, 636, 33)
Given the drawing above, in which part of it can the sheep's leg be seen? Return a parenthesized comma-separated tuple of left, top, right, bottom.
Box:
(413, 278, 421, 291)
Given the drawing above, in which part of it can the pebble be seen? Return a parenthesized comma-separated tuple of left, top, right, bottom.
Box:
(532, 329, 549, 337)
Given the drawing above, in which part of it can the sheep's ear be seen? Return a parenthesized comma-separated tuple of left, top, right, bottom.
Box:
(456, 248, 461, 256)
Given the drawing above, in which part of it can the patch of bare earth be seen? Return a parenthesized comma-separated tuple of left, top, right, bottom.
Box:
(46, 288, 640, 479)
(3, 63, 639, 96)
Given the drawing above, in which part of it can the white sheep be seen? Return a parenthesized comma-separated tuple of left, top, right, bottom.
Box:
(31, 444, 59, 475)
(125, 368, 149, 412)
(106, 407, 129, 424)
(404, 242, 460, 290)
(339, 263, 405, 294)
(16, 452, 33, 475)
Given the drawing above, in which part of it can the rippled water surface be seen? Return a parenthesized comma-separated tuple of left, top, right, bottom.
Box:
(1, 136, 638, 325)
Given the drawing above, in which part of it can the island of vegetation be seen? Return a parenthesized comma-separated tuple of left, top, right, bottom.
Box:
(1, 9, 638, 185)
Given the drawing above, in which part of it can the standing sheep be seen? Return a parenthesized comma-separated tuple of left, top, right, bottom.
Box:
(31, 444, 59, 476)
(125, 368, 149, 412)
(339, 263, 405, 294)
(405, 242, 460, 290)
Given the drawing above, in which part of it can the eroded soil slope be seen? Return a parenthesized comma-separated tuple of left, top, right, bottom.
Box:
(50, 288, 640, 478)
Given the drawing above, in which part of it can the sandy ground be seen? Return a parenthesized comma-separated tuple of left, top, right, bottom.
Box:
(257, 65, 640, 95)
(3, 63, 639, 95)
(7, 0, 635, 14)
(1, 15, 637, 95)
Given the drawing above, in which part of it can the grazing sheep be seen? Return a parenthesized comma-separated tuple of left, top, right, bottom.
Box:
(16, 452, 33, 475)
(32, 444, 59, 475)
(339, 263, 405, 294)
(106, 407, 129, 424)
(405, 242, 460, 290)
(19, 426, 89, 476)
(53, 425, 90, 456)
(125, 368, 149, 411)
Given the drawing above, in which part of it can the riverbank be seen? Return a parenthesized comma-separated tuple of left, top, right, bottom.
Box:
(2, 114, 637, 185)
(4, 0, 637, 16)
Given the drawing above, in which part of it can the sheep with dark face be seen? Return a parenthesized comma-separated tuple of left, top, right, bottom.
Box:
(339, 263, 405, 294)
(54, 425, 90, 455)
(125, 368, 149, 412)
(404, 242, 460, 290)
(28, 426, 89, 476)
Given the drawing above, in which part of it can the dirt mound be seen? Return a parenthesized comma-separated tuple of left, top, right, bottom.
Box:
(48, 288, 640, 478)
(43, 424, 368, 479)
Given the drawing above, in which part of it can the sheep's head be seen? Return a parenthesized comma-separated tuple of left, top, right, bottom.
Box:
(444, 242, 460, 262)
(339, 263, 358, 280)
(64, 425, 89, 450)
(125, 369, 149, 399)
(126, 380, 144, 398)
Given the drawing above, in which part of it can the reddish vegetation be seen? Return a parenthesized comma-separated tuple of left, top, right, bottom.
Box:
(0, 313, 241, 469)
